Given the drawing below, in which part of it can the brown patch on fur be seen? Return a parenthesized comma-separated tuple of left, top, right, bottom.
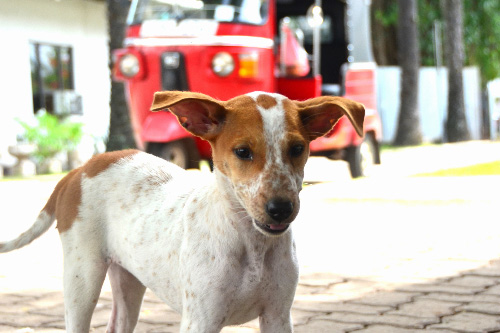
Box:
(295, 96, 365, 139)
(41, 167, 82, 233)
(41, 169, 75, 218)
(280, 100, 310, 170)
(211, 95, 267, 181)
(85, 149, 139, 178)
(256, 94, 277, 109)
(47, 168, 83, 233)
(43, 150, 140, 233)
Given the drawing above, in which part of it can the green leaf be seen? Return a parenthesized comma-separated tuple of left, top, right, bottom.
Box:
(16, 112, 83, 162)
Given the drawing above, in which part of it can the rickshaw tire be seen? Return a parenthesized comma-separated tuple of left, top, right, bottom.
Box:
(345, 133, 378, 178)
(148, 139, 200, 170)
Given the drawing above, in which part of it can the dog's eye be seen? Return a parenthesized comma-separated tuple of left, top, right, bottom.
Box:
(234, 147, 253, 161)
(290, 144, 305, 158)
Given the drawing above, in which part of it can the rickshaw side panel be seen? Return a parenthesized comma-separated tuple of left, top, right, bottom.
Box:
(343, 65, 382, 143)
(141, 112, 191, 143)
(309, 64, 380, 152)
(277, 76, 322, 101)
(344, 66, 377, 110)
(309, 116, 355, 152)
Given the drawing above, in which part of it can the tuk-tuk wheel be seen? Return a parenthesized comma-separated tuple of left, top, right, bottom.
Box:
(149, 139, 200, 170)
(345, 133, 378, 178)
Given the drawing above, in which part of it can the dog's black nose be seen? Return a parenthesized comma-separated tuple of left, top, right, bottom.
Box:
(266, 199, 294, 222)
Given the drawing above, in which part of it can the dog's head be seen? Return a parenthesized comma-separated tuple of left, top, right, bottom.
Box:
(151, 91, 364, 236)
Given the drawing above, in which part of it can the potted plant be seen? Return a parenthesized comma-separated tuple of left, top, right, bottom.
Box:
(17, 111, 83, 174)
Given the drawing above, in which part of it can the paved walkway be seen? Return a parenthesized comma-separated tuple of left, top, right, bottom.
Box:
(2, 259, 500, 332)
(2, 260, 500, 333)
(1, 141, 500, 332)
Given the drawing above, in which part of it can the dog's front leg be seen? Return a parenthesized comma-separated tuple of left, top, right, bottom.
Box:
(179, 305, 224, 333)
(259, 309, 294, 333)
(178, 283, 228, 333)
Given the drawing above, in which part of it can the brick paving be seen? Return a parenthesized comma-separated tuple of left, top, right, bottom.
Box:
(1, 261, 500, 332)
(1, 141, 500, 332)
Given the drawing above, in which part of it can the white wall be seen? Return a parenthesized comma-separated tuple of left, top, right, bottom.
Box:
(377, 66, 482, 143)
(0, 0, 109, 166)
(487, 78, 500, 140)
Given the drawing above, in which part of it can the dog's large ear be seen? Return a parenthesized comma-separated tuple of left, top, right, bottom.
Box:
(295, 96, 365, 141)
(151, 91, 226, 140)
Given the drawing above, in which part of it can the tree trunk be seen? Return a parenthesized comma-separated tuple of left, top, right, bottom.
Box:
(393, 0, 422, 146)
(106, 0, 136, 152)
(371, 0, 388, 65)
(443, 0, 470, 142)
(371, 0, 398, 66)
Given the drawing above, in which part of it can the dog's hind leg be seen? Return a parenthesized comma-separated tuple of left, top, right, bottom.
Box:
(60, 229, 108, 333)
(106, 263, 146, 333)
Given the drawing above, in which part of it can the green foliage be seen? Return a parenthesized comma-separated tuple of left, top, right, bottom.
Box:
(463, 0, 500, 84)
(17, 112, 83, 162)
(374, 2, 398, 27)
(372, 0, 500, 84)
(417, 0, 442, 66)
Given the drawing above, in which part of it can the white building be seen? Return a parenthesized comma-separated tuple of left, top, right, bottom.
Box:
(376, 66, 483, 143)
(0, 0, 110, 172)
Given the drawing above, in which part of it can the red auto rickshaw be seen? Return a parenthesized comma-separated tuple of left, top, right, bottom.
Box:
(113, 0, 382, 177)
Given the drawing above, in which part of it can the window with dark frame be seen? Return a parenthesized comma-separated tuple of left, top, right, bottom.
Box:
(30, 42, 74, 114)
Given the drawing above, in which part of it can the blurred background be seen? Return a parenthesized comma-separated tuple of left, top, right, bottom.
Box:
(1, 1, 499, 331)
(0, 0, 498, 178)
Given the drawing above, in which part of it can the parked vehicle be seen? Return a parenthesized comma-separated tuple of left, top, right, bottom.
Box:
(113, 0, 382, 177)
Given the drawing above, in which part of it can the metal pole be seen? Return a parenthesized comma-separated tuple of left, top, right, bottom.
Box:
(313, 0, 322, 77)
(433, 20, 442, 69)
(280, 18, 288, 77)
(433, 20, 446, 135)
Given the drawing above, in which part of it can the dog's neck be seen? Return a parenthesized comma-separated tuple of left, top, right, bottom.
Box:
(214, 169, 294, 282)
(211, 168, 289, 245)
(213, 168, 246, 213)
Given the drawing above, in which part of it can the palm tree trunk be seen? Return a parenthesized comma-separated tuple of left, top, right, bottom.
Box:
(371, 0, 398, 66)
(393, 0, 422, 146)
(444, 0, 470, 142)
(106, 0, 136, 152)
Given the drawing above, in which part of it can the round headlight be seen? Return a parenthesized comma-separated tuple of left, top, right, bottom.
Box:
(119, 54, 140, 78)
(212, 52, 234, 77)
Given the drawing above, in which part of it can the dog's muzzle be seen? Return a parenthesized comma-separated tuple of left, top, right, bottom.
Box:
(266, 198, 294, 222)
(251, 198, 295, 236)
(253, 220, 290, 236)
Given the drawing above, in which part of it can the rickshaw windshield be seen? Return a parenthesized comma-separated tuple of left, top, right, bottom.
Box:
(130, 0, 269, 25)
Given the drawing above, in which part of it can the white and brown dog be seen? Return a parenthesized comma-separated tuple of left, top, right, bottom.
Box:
(0, 91, 364, 332)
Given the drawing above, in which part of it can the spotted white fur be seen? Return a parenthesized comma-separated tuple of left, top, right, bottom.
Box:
(240, 92, 293, 200)
(0, 91, 365, 333)
(243, 92, 304, 230)
(247, 91, 288, 168)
